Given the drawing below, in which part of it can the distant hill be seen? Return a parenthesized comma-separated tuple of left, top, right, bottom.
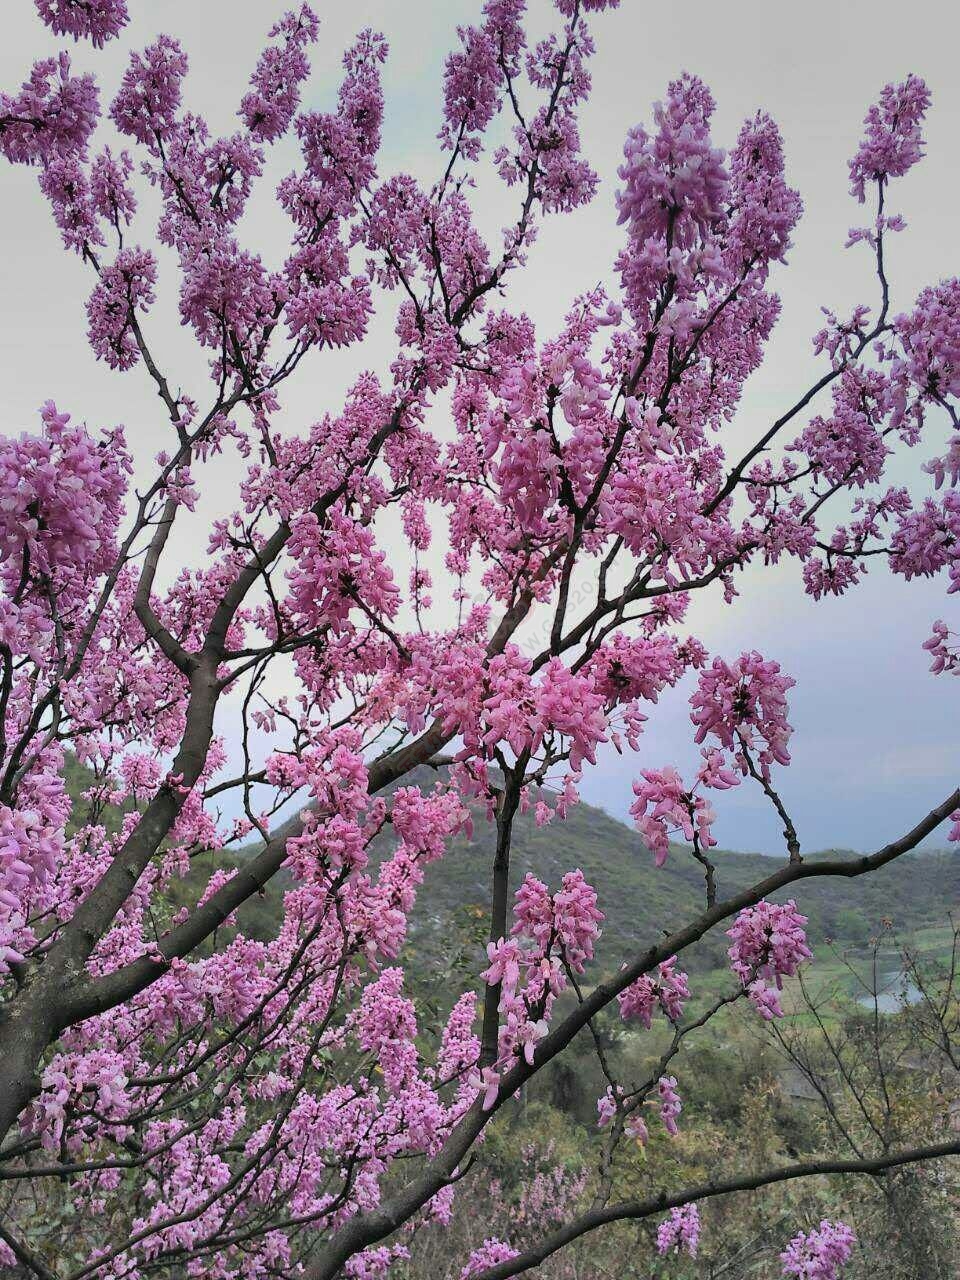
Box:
(364, 768, 959, 987)
(62, 758, 958, 983)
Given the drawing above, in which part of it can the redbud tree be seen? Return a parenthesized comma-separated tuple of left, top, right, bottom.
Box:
(0, 2, 958, 1277)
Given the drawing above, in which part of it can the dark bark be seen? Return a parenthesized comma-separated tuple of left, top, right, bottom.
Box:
(480, 766, 525, 1067)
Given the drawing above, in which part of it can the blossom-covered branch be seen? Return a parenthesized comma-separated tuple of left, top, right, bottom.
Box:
(0, 2, 957, 1276)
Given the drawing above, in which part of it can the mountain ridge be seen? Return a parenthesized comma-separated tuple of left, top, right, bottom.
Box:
(376, 768, 958, 984)
(63, 756, 958, 979)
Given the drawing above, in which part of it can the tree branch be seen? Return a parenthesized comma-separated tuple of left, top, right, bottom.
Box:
(298, 787, 959, 1280)
(471, 1139, 960, 1279)
(0, 1220, 61, 1280)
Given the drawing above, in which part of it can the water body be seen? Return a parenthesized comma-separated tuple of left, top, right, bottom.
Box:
(855, 960, 923, 1013)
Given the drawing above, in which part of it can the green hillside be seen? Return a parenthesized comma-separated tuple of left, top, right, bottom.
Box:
(363, 768, 958, 992)
(62, 758, 958, 983)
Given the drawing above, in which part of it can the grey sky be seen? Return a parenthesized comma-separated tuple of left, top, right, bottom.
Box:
(1, 1, 957, 854)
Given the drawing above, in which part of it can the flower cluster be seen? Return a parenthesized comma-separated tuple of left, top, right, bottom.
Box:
(0, 401, 129, 588)
(86, 247, 157, 369)
(0, 802, 64, 972)
(0, 53, 98, 165)
(781, 1220, 856, 1279)
(691, 652, 795, 780)
(923, 620, 960, 676)
(35, 0, 129, 47)
(616, 75, 727, 315)
(110, 35, 188, 146)
(481, 870, 603, 1081)
(474, 649, 609, 773)
(460, 1239, 519, 1279)
(618, 955, 690, 1028)
(849, 75, 930, 200)
(658, 1074, 683, 1135)
(657, 1203, 700, 1258)
(240, 6, 319, 143)
(727, 899, 812, 1019)
(630, 750, 739, 865)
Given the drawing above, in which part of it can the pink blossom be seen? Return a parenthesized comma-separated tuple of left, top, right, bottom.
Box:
(691, 651, 795, 780)
(728, 899, 812, 1004)
(893, 279, 960, 412)
(658, 1074, 682, 1135)
(0, 5, 955, 1274)
(86, 247, 157, 369)
(616, 75, 727, 315)
(618, 956, 690, 1028)
(630, 765, 721, 866)
(110, 36, 188, 146)
(90, 146, 137, 226)
(727, 112, 802, 268)
(481, 937, 524, 995)
(747, 979, 784, 1021)
(460, 1239, 519, 1278)
(241, 7, 319, 143)
(803, 555, 863, 601)
(625, 1112, 649, 1144)
(657, 1203, 700, 1258)
(441, 25, 500, 155)
(35, 0, 128, 47)
(849, 76, 930, 200)
(39, 156, 102, 254)
(596, 1084, 622, 1127)
(923, 620, 960, 676)
(781, 1220, 856, 1279)
(468, 1066, 502, 1112)
(0, 401, 129, 584)
(0, 54, 98, 165)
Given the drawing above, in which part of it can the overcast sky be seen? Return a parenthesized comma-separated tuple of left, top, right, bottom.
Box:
(1, 1, 957, 855)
